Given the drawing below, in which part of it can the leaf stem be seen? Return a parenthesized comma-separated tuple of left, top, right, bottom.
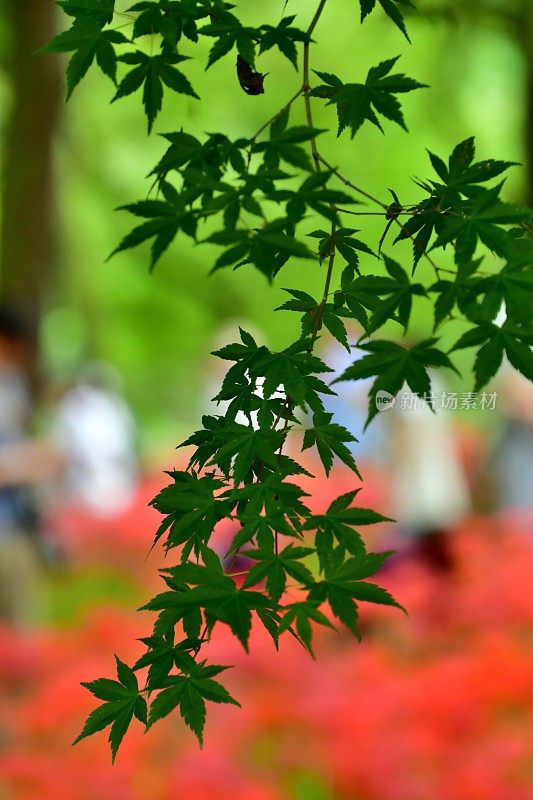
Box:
(302, 0, 328, 169)
(302, 0, 336, 341)
(318, 154, 388, 208)
(269, 0, 331, 555)
(320, 155, 447, 277)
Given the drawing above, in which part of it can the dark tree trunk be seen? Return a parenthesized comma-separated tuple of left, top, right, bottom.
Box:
(516, 3, 533, 205)
(0, 0, 62, 360)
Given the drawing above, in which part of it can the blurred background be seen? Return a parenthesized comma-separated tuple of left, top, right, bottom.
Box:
(0, 1, 532, 798)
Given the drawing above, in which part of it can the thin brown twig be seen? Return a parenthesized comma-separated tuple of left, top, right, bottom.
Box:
(318, 154, 388, 208)
(264, 0, 332, 558)
(319, 155, 450, 277)
(302, 0, 336, 344)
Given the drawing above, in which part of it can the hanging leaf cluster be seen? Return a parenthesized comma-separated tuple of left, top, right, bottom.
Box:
(45, 0, 533, 759)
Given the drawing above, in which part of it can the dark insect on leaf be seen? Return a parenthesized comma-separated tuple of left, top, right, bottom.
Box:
(236, 55, 266, 95)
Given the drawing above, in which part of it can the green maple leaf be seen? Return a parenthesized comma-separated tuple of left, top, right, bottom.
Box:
(303, 490, 392, 569)
(204, 587, 274, 650)
(335, 227, 376, 269)
(457, 260, 533, 326)
(149, 0, 210, 45)
(429, 258, 483, 328)
(58, 0, 115, 25)
(396, 139, 521, 268)
(307, 227, 375, 273)
(211, 328, 275, 420)
(227, 510, 296, 555)
(143, 569, 275, 651)
(275, 172, 357, 224)
(208, 223, 315, 281)
(258, 340, 335, 410)
(427, 137, 519, 200)
(349, 254, 426, 334)
(149, 130, 248, 181)
(74, 656, 144, 763)
(276, 287, 319, 315)
(243, 543, 315, 602)
(212, 425, 285, 483)
(302, 411, 361, 478)
(276, 288, 353, 350)
(431, 185, 531, 264)
(150, 471, 232, 559)
(113, 51, 199, 132)
(133, 634, 201, 686)
(254, 124, 326, 172)
(213, 328, 269, 399)
(311, 56, 427, 138)
(147, 662, 240, 745)
(109, 196, 198, 269)
(40, 22, 128, 97)
(258, 15, 309, 68)
(129, 0, 204, 49)
(225, 472, 311, 532)
(308, 553, 404, 637)
(451, 321, 533, 389)
(278, 600, 336, 656)
(200, 9, 257, 68)
(334, 338, 459, 426)
(359, 0, 415, 42)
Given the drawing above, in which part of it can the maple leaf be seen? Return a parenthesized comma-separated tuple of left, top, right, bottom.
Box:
(311, 56, 427, 138)
(113, 52, 199, 132)
(359, 0, 416, 42)
(430, 186, 531, 264)
(40, 21, 128, 97)
(58, 0, 115, 25)
(308, 552, 403, 637)
(304, 491, 392, 569)
(200, 8, 258, 69)
(396, 138, 522, 268)
(74, 656, 145, 763)
(349, 254, 426, 334)
(278, 601, 336, 656)
(147, 662, 239, 745)
(129, 0, 208, 49)
(428, 258, 484, 328)
(109, 196, 198, 269)
(451, 321, 533, 390)
(302, 411, 361, 478)
(258, 15, 309, 69)
(243, 543, 315, 602)
(149, 471, 232, 559)
(335, 338, 459, 426)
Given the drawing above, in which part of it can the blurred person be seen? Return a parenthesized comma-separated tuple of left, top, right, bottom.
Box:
(383, 375, 471, 573)
(490, 367, 533, 527)
(51, 362, 139, 517)
(0, 307, 44, 625)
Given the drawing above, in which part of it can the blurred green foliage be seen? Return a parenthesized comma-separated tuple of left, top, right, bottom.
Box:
(22, 1, 528, 442)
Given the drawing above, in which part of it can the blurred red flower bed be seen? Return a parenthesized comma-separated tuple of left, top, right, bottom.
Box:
(1, 471, 532, 800)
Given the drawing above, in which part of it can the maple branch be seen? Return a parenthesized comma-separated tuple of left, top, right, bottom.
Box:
(303, 0, 328, 170)
(302, 0, 337, 339)
(319, 155, 451, 277)
(318, 154, 388, 208)
(246, 0, 328, 168)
